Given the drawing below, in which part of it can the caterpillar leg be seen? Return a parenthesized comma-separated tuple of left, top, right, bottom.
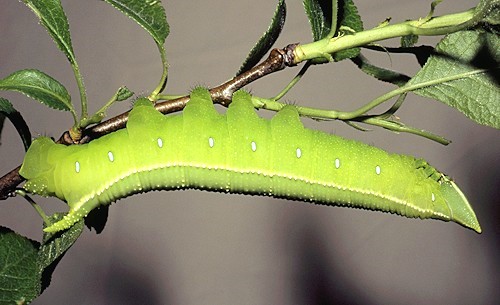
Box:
(43, 210, 85, 233)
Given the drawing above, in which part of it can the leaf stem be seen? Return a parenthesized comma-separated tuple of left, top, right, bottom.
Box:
(338, 68, 487, 120)
(72, 61, 88, 121)
(15, 189, 51, 226)
(272, 61, 312, 100)
(260, 42, 491, 140)
(150, 45, 169, 99)
(328, 0, 339, 39)
(252, 90, 452, 145)
(355, 116, 450, 145)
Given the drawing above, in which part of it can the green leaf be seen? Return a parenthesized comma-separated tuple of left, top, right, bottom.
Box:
(408, 30, 500, 129)
(351, 54, 410, 86)
(0, 69, 73, 112)
(478, 0, 500, 25)
(302, 0, 363, 63)
(303, 0, 332, 41)
(333, 0, 363, 61)
(39, 215, 84, 270)
(236, 0, 286, 76)
(0, 227, 41, 305)
(22, 0, 76, 64)
(0, 98, 32, 151)
(102, 0, 170, 98)
(38, 214, 84, 292)
(483, 8, 500, 25)
(102, 0, 169, 46)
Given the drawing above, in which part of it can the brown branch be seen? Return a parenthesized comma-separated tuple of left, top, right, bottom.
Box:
(0, 44, 298, 200)
(87, 46, 294, 139)
(0, 165, 22, 200)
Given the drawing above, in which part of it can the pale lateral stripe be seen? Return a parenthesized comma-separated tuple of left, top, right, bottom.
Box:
(71, 162, 443, 219)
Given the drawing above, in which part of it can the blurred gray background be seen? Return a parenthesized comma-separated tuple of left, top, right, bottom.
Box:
(1, 1, 498, 304)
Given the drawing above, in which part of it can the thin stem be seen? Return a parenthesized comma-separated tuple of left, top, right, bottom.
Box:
(356, 116, 451, 145)
(15, 189, 51, 226)
(338, 69, 487, 120)
(273, 61, 312, 101)
(65, 105, 79, 125)
(79, 93, 119, 129)
(379, 93, 407, 118)
(252, 95, 450, 145)
(72, 61, 88, 122)
(328, 0, 339, 39)
(150, 45, 169, 99)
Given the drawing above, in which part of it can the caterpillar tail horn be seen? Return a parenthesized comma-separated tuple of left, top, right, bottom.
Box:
(441, 179, 481, 233)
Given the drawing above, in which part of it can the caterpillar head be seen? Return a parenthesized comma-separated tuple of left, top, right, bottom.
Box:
(20, 137, 60, 197)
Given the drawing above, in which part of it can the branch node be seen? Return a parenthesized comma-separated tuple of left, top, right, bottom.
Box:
(283, 43, 299, 66)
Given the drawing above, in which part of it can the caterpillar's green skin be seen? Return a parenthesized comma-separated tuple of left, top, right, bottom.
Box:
(20, 88, 481, 233)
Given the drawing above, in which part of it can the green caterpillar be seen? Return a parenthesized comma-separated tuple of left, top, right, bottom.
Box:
(19, 88, 481, 233)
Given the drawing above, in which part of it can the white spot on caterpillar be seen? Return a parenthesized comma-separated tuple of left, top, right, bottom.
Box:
(375, 165, 381, 175)
(75, 161, 80, 173)
(335, 158, 340, 169)
(108, 151, 114, 162)
(251, 141, 257, 152)
(208, 137, 215, 148)
(432, 193, 436, 202)
(157, 138, 163, 148)
(296, 148, 302, 158)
